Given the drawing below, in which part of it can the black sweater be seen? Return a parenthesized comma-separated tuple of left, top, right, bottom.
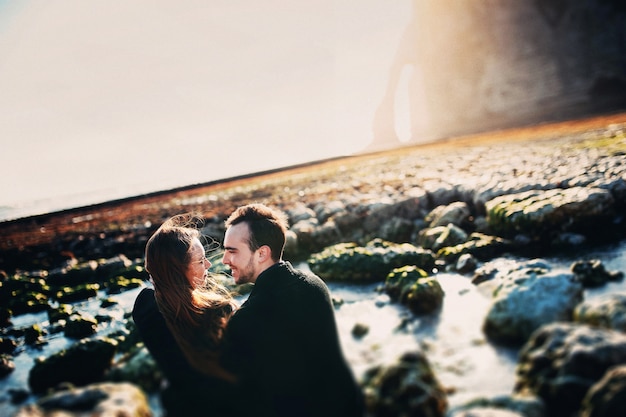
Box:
(220, 261, 365, 417)
(132, 287, 242, 417)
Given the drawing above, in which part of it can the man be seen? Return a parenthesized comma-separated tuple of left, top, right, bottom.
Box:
(221, 203, 365, 417)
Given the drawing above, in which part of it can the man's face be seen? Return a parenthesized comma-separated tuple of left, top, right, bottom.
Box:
(222, 222, 258, 285)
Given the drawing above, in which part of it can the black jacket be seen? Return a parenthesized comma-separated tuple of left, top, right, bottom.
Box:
(132, 287, 242, 417)
(220, 261, 365, 417)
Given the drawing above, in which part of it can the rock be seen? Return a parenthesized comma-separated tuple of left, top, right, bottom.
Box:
(14, 382, 152, 417)
(286, 202, 317, 223)
(385, 265, 444, 315)
(402, 275, 445, 315)
(99, 297, 118, 308)
(0, 336, 17, 354)
(308, 239, 436, 282)
(362, 192, 427, 234)
(313, 199, 346, 223)
(0, 306, 12, 327)
(54, 283, 99, 304)
(483, 263, 583, 345)
(64, 313, 98, 339)
(351, 323, 369, 338)
(580, 365, 626, 417)
(23, 324, 46, 345)
(378, 216, 415, 243)
(485, 187, 615, 241)
(422, 179, 460, 208)
(436, 233, 513, 263)
(47, 303, 74, 323)
(105, 276, 144, 295)
(47, 260, 98, 286)
(105, 346, 163, 392)
(574, 293, 626, 332)
(570, 259, 624, 288)
(385, 265, 429, 301)
(94, 255, 134, 282)
(28, 337, 118, 394)
(456, 253, 478, 274)
(449, 407, 525, 417)
(362, 351, 448, 417)
(0, 353, 15, 377)
(426, 201, 472, 228)
(450, 393, 545, 417)
(418, 223, 469, 252)
(515, 322, 626, 417)
(0, 274, 50, 316)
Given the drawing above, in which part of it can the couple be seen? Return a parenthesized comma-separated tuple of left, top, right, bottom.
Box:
(132, 203, 365, 417)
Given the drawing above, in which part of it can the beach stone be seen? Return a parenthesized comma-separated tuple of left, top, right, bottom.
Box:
(483, 263, 583, 345)
(362, 191, 427, 233)
(47, 303, 74, 323)
(402, 275, 444, 315)
(313, 199, 346, 223)
(485, 187, 615, 240)
(0, 353, 15, 377)
(23, 324, 45, 345)
(436, 232, 513, 263)
(64, 313, 98, 339)
(28, 337, 118, 394)
(290, 218, 321, 254)
(105, 276, 144, 295)
(580, 364, 626, 417)
(449, 407, 525, 417)
(426, 201, 471, 228)
(362, 350, 448, 417)
(47, 260, 98, 286)
(308, 239, 436, 282)
(54, 283, 99, 304)
(385, 265, 429, 301)
(570, 259, 624, 288)
(286, 201, 316, 223)
(0, 306, 12, 327)
(0, 336, 17, 354)
(422, 179, 460, 208)
(418, 223, 469, 252)
(1, 274, 50, 316)
(378, 216, 415, 243)
(515, 322, 626, 417)
(105, 346, 163, 392)
(14, 382, 151, 417)
(385, 266, 444, 315)
(455, 253, 478, 274)
(351, 323, 369, 338)
(451, 393, 545, 417)
(574, 293, 626, 332)
(94, 254, 134, 281)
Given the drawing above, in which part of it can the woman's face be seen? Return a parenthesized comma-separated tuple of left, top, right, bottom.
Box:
(185, 237, 211, 288)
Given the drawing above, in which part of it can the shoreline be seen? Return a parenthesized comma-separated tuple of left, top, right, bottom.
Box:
(1, 110, 625, 253)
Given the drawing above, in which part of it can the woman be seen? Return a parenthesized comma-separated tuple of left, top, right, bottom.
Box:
(132, 214, 241, 416)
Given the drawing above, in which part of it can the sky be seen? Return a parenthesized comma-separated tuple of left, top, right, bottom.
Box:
(0, 0, 414, 218)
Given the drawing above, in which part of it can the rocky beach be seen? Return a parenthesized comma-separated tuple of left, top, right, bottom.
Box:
(1, 112, 626, 417)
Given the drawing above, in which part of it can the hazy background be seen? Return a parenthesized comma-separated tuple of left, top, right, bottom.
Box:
(0, 0, 418, 220)
(2, 1, 624, 222)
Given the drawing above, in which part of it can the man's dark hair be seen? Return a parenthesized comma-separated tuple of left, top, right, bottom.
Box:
(225, 203, 289, 261)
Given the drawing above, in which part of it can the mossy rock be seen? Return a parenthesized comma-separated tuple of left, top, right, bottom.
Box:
(308, 240, 435, 282)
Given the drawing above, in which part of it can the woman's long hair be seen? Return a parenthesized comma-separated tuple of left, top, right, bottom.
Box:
(144, 214, 236, 381)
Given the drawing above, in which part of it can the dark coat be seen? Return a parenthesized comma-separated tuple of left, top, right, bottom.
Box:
(221, 261, 365, 417)
(132, 287, 242, 417)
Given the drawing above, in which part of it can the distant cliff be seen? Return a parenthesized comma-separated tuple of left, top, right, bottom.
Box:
(373, 0, 626, 143)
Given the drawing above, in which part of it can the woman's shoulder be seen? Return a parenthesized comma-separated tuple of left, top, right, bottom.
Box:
(132, 287, 158, 321)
